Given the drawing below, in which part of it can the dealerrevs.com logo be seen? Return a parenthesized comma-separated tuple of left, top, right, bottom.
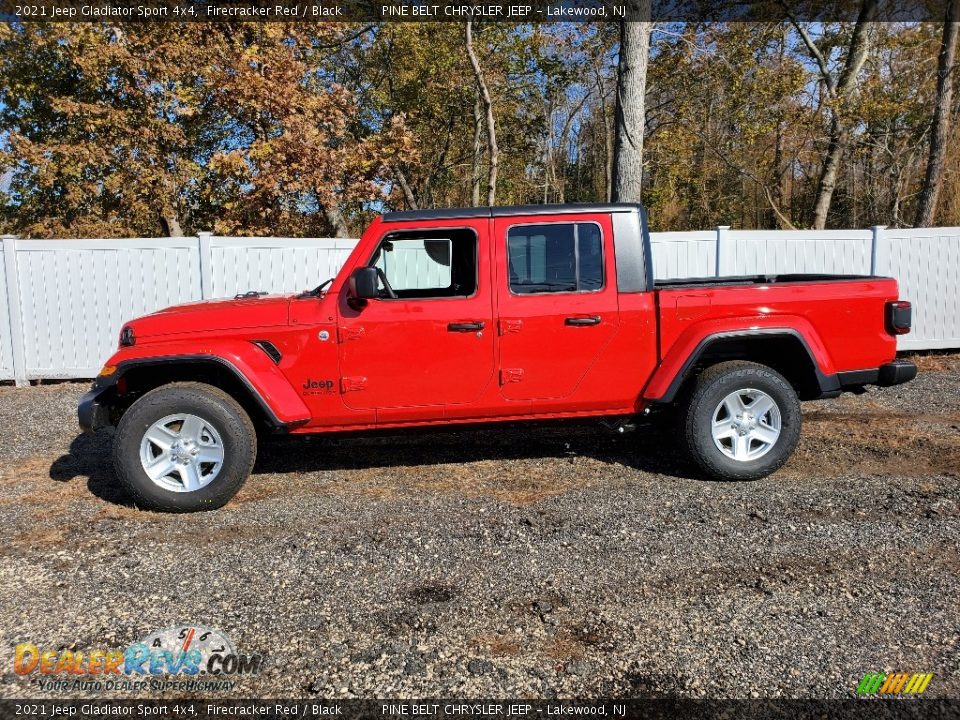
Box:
(14, 625, 264, 692)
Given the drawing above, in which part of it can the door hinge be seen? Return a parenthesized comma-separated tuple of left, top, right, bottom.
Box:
(499, 319, 523, 335)
(500, 368, 524, 385)
(341, 376, 368, 392)
(338, 325, 365, 342)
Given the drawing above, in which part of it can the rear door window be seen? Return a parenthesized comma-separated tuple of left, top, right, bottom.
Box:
(507, 223, 604, 294)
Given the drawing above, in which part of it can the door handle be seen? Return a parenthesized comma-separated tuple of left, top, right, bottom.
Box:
(448, 321, 485, 332)
(565, 316, 601, 326)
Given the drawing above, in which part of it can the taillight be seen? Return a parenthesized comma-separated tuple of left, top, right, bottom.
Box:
(886, 301, 912, 335)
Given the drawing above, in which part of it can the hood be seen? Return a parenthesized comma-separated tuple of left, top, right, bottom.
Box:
(128, 295, 292, 340)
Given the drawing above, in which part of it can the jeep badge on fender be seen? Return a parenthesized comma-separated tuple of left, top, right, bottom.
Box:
(302, 379, 335, 394)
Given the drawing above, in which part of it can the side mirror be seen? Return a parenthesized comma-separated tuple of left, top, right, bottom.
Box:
(348, 266, 380, 304)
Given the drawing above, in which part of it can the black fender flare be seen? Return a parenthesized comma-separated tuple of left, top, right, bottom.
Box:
(651, 328, 841, 403)
(78, 355, 291, 431)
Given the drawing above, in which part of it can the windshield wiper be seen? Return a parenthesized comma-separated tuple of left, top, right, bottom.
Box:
(297, 278, 334, 299)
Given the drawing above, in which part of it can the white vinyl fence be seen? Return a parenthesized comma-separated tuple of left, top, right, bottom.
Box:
(0, 225, 957, 384)
(648, 225, 960, 353)
(0, 234, 357, 384)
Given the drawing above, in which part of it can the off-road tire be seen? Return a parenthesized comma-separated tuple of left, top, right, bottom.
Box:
(680, 361, 801, 481)
(114, 382, 256, 512)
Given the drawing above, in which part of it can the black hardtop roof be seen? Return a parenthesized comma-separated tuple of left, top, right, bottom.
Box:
(382, 203, 646, 223)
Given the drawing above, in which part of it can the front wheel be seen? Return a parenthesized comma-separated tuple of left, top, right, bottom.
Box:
(113, 382, 257, 512)
(680, 361, 801, 481)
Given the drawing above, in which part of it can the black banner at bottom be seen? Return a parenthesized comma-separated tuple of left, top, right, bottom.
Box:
(1, 700, 959, 720)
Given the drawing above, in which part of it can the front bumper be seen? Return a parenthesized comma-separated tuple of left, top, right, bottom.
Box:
(78, 384, 113, 432)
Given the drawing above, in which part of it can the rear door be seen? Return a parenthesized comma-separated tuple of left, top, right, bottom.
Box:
(493, 214, 619, 401)
(337, 222, 495, 412)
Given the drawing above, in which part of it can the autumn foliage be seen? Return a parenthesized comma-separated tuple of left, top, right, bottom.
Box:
(0, 23, 415, 238)
(0, 20, 957, 237)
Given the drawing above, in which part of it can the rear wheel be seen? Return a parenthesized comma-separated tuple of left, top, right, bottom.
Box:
(680, 361, 801, 480)
(114, 382, 256, 512)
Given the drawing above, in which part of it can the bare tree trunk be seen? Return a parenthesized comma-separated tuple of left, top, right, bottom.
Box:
(772, 117, 786, 229)
(393, 167, 418, 210)
(793, 0, 877, 228)
(555, 92, 592, 205)
(604, 126, 614, 202)
(599, 90, 614, 202)
(771, 30, 789, 229)
(892, 166, 906, 227)
(324, 204, 351, 238)
(543, 99, 553, 203)
(471, 93, 483, 206)
(916, 0, 960, 227)
(161, 211, 183, 237)
(465, 21, 498, 206)
(593, 67, 613, 202)
(543, 94, 556, 205)
(612, 4, 653, 203)
(812, 116, 849, 229)
(425, 117, 455, 208)
(160, 178, 183, 236)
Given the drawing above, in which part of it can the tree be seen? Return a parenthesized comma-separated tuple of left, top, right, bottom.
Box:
(339, 22, 549, 210)
(200, 24, 413, 237)
(790, 1, 878, 228)
(0, 23, 412, 238)
(0, 24, 208, 238)
(612, 1, 653, 203)
(4, 19, 960, 236)
(916, 0, 960, 226)
(465, 20, 499, 206)
(347, 23, 470, 210)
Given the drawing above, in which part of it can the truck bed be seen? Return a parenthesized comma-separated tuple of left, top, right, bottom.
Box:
(654, 273, 875, 290)
(652, 275, 901, 384)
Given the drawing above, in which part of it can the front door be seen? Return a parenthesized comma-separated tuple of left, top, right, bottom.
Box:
(337, 224, 495, 412)
(494, 215, 619, 401)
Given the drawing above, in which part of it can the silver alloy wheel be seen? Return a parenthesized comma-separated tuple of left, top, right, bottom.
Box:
(711, 388, 782, 462)
(139, 414, 225, 493)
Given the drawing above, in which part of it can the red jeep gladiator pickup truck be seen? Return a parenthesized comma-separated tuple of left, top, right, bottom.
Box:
(79, 204, 917, 512)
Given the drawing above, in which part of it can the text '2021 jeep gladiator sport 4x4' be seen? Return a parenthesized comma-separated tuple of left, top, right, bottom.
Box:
(79, 204, 917, 512)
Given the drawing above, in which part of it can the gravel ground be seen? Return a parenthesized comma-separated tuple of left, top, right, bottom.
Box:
(0, 354, 958, 700)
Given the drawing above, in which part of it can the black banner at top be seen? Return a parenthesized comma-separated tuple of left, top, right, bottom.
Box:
(0, 0, 955, 23)
(1, 699, 959, 720)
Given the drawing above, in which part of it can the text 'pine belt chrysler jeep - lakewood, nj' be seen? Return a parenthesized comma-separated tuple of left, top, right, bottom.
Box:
(79, 204, 917, 512)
